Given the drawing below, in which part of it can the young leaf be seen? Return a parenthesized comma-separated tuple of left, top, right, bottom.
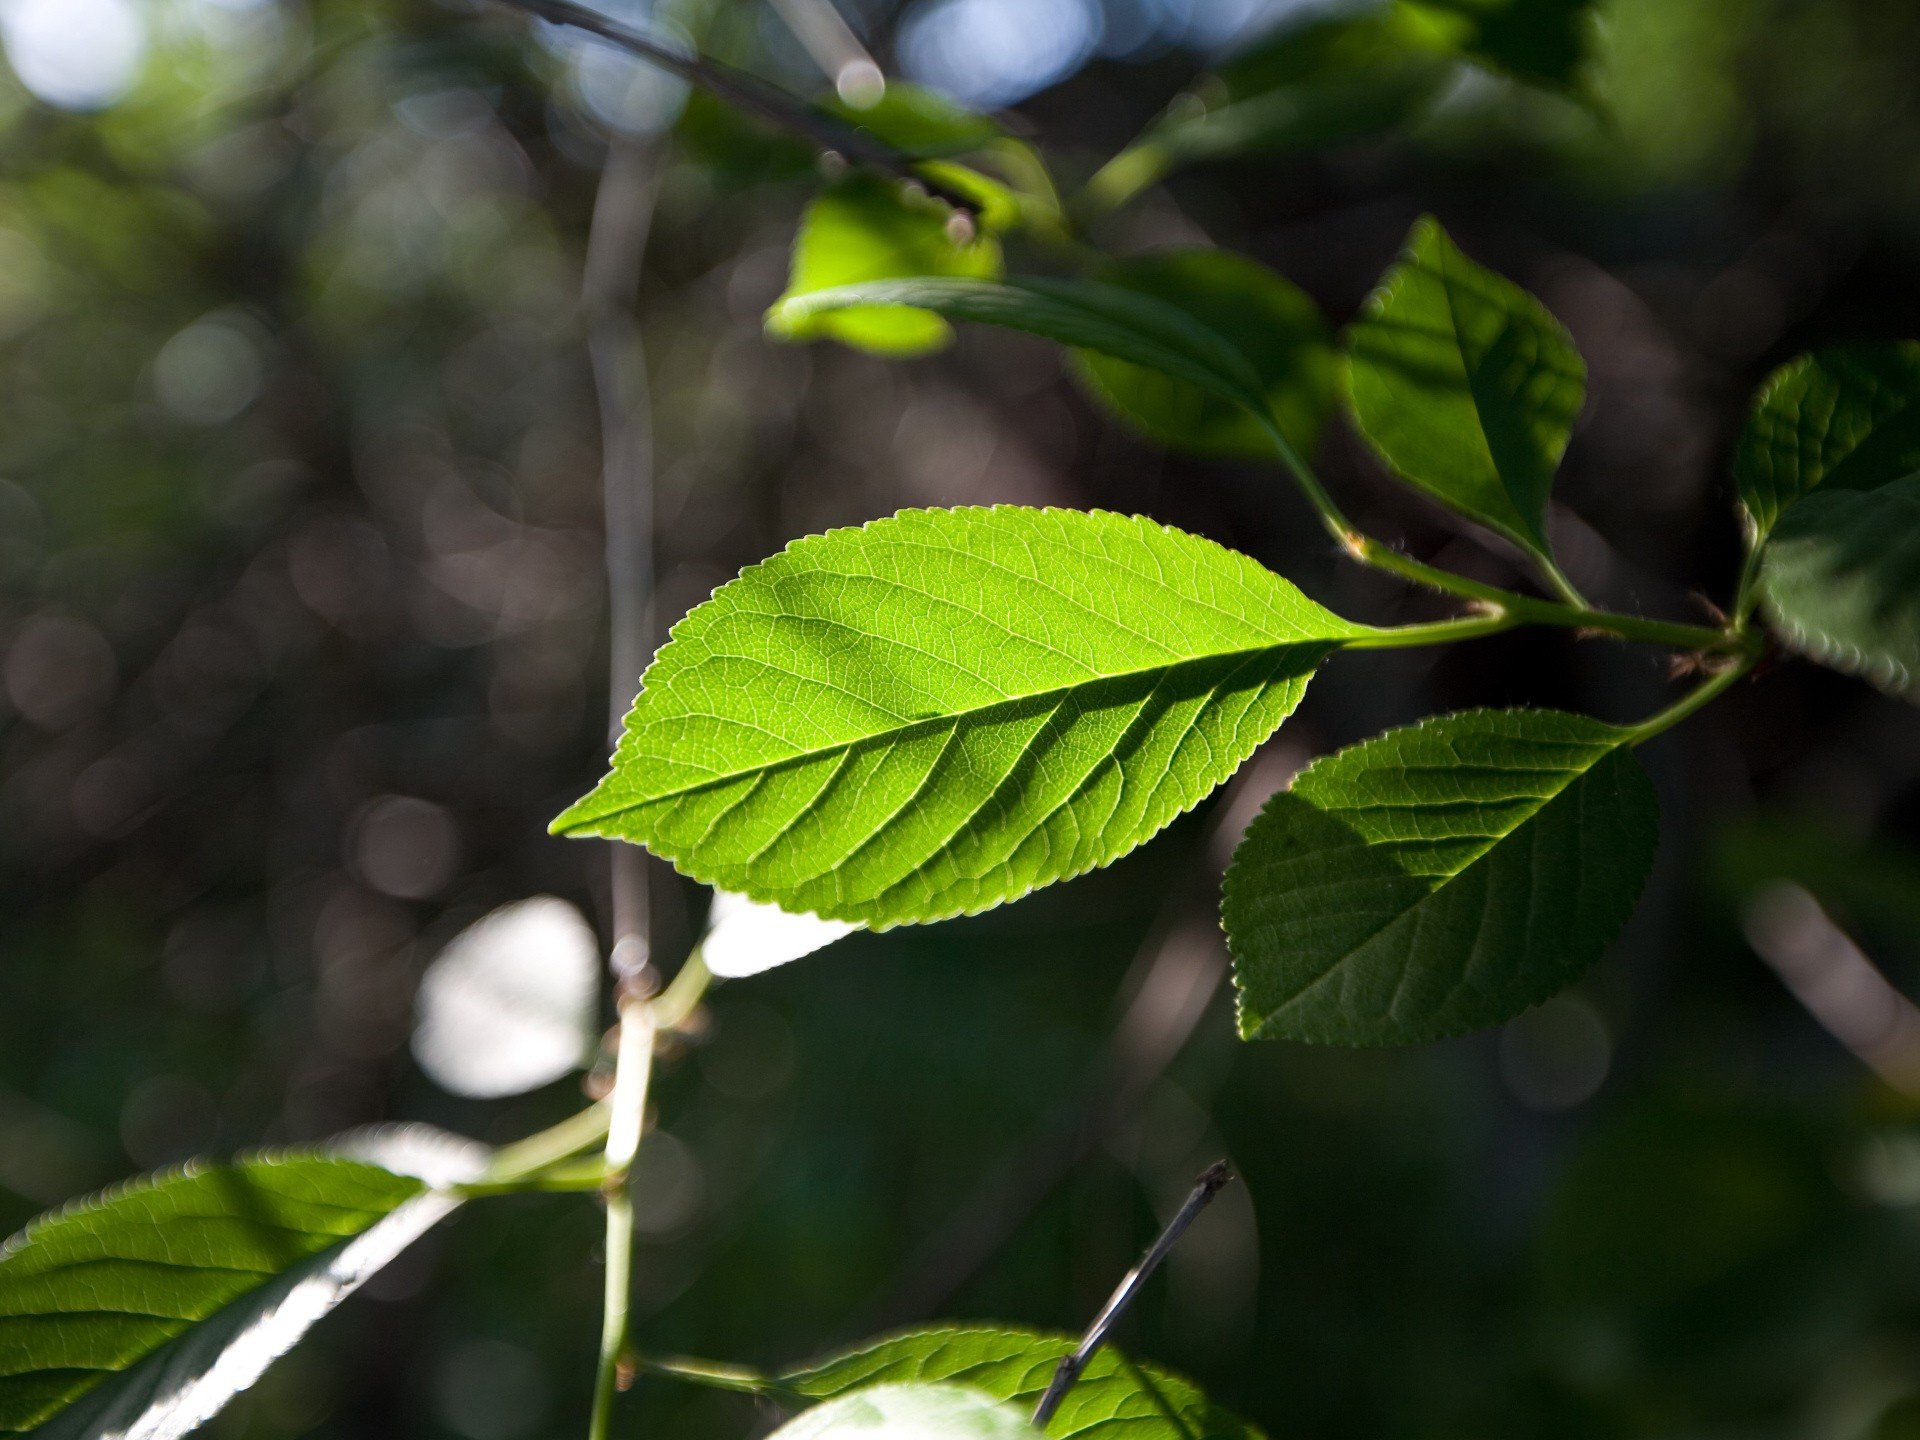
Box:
(768, 276, 1272, 420)
(781, 1324, 1264, 1440)
(769, 175, 1003, 357)
(1398, 0, 1600, 90)
(553, 507, 1371, 927)
(1759, 474, 1920, 701)
(0, 1129, 482, 1440)
(1224, 709, 1657, 1045)
(411, 896, 600, 1098)
(1733, 343, 1920, 543)
(1345, 216, 1586, 563)
(1071, 250, 1335, 461)
(769, 1384, 1039, 1440)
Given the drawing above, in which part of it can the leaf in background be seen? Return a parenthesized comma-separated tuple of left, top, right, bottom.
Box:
(1760, 475, 1920, 701)
(829, 84, 1004, 157)
(1071, 250, 1335, 461)
(1733, 343, 1920, 542)
(769, 175, 1003, 356)
(411, 896, 600, 1098)
(703, 890, 860, 979)
(1126, 9, 1452, 181)
(1345, 216, 1586, 563)
(1224, 709, 1656, 1045)
(1, 1128, 482, 1440)
(782, 1324, 1264, 1440)
(769, 1384, 1039, 1440)
(1398, 0, 1600, 90)
(553, 507, 1370, 927)
(768, 276, 1271, 419)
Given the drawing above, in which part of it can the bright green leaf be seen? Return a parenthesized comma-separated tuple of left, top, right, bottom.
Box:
(769, 1384, 1039, 1440)
(781, 1324, 1265, 1440)
(553, 507, 1370, 927)
(1224, 709, 1657, 1045)
(768, 275, 1272, 420)
(1733, 343, 1920, 542)
(1071, 249, 1335, 461)
(1398, 0, 1600, 90)
(1760, 474, 1920, 701)
(769, 175, 1003, 356)
(1345, 215, 1586, 562)
(0, 1131, 481, 1440)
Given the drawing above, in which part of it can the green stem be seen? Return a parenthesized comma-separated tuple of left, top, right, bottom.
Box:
(651, 947, 714, 1034)
(1347, 610, 1519, 649)
(631, 1354, 780, 1396)
(1731, 542, 1765, 625)
(1075, 140, 1171, 219)
(1533, 553, 1593, 611)
(1625, 658, 1755, 745)
(485, 1103, 612, 1185)
(590, 1187, 635, 1440)
(588, 997, 658, 1440)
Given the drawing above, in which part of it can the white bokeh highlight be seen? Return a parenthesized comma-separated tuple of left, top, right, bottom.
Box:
(0, 0, 146, 111)
(702, 890, 858, 980)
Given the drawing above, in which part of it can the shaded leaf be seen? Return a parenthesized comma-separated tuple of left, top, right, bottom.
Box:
(553, 507, 1369, 927)
(768, 275, 1271, 420)
(703, 890, 859, 979)
(769, 1384, 1039, 1440)
(1760, 474, 1920, 700)
(1345, 216, 1586, 562)
(829, 84, 1004, 157)
(1, 1129, 482, 1440)
(1733, 343, 1920, 542)
(1399, 0, 1600, 90)
(770, 175, 1003, 356)
(782, 1324, 1264, 1440)
(1224, 709, 1656, 1045)
(411, 896, 600, 1098)
(1072, 249, 1335, 461)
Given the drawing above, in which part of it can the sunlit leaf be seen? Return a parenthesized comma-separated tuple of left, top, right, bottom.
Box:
(768, 275, 1271, 419)
(703, 890, 860, 979)
(1224, 709, 1656, 1045)
(1760, 475, 1920, 701)
(1, 1128, 482, 1440)
(781, 1324, 1264, 1440)
(411, 896, 600, 1098)
(768, 1384, 1039, 1440)
(770, 175, 1003, 356)
(553, 507, 1370, 927)
(1733, 343, 1920, 543)
(1071, 249, 1335, 461)
(1345, 216, 1586, 563)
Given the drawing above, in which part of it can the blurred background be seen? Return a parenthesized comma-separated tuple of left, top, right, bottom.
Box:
(2, 0, 1920, 1437)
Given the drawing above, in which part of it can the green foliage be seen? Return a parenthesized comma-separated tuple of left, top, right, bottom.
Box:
(1733, 342, 1920, 542)
(553, 506, 1368, 926)
(1223, 710, 1657, 1045)
(0, 1154, 428, 1437)
(1071, 249, 1335, 461)
(769, 176, 1003, 356)
(767, 1384, 1039, 1440)
(1345, 216, 1586, 566)
(1399, 0, 1600, 89)
(829, 85, 1004, 158)
(781, 1324, 1263, 1440)
(767, 275, 1272, 419)
(1760, 475, 1920, 700)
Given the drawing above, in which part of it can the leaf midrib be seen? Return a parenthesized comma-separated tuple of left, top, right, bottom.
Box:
(558, 639, 1337, 832)
(1245, 740, 1619, 1039)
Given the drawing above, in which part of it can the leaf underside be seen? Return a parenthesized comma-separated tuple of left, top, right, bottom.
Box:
(1734, 342, 1920, 541)
(1761, 475, 1920, 701)
(0, 1154, 430, 1439)
(781, 1324, 1265, 1440)
(1345, 216, 1586, 560)
(554, 507, 1368, 928)
(1224, 708, 1657, 1045)
(768, 1384, 1039, 1440)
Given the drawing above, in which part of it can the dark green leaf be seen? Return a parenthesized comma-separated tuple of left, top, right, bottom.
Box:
(829, 84, 1004, 158)
(1072, 249, 1335, 461)
(1760, 474, 1920, 701)
(1224, 709, 1656, 1045)
(552, 506, 1369, 927)
(782, 1324, 1265, 1440)
(1399, 0, 1600, 90)
(1733, 343, 1920, 542)
(0, 1131, 480, 1440)
(770, 175, 1003, 356)
(1345, 216, 1586, 562)
(769, 1384, 1039, 1440)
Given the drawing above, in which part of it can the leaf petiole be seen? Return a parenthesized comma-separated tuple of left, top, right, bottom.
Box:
(1624, 658, 1756, 746)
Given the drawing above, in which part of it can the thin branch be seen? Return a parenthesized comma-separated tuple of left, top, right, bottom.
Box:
(489, 0, 978, 211)
(1031, 1161, 1236, 1428)
(766, 0, 882, 102)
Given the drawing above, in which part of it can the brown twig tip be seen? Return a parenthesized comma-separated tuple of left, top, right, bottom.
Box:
(1196, 1158, 1234, 1194)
